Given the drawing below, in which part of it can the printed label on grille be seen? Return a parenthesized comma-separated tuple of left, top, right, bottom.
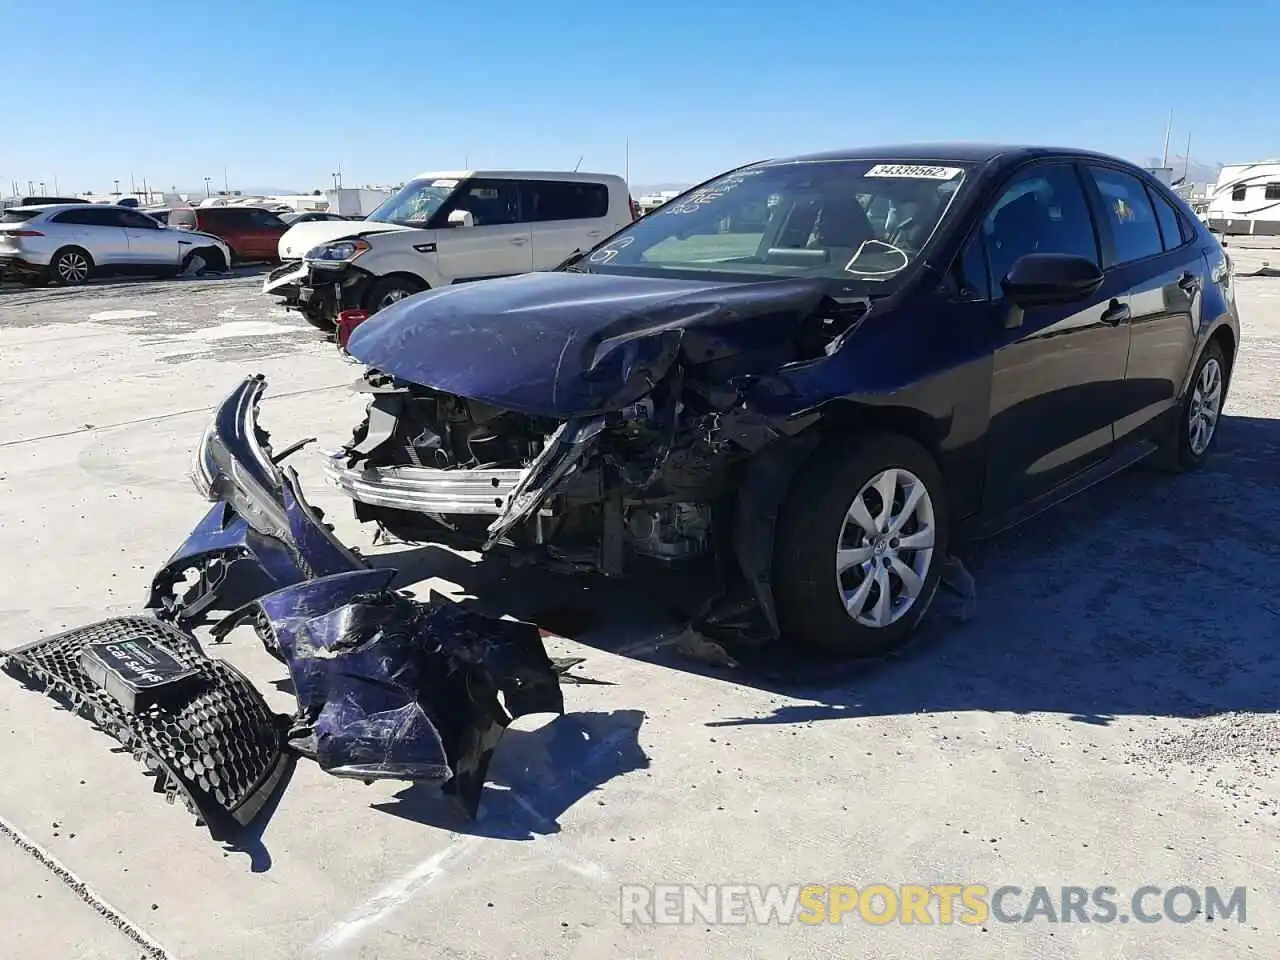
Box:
(80, 639, 202, 713)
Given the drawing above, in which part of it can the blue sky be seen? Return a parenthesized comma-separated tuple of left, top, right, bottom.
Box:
(5, 0, 1277, 193)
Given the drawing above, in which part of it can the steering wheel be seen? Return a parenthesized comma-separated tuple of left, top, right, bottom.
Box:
(888, 215, 916, 247)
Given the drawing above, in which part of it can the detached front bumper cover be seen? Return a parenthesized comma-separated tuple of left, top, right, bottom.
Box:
(214, 570, 566, 818)
(2, 374, 572, 840)
(148, 375, 366, 623)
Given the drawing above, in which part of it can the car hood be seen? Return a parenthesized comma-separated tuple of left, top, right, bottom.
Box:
(278, 220, 414, 260)
(345, 270, 832, 418)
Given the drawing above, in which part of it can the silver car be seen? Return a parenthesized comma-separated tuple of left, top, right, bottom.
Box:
(0, 204, 232, 286)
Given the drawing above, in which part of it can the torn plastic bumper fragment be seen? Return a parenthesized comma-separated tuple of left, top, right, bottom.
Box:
(148, 374, 366, 622)
(0, 616, 290, 840)
(215, 571, 565, 818)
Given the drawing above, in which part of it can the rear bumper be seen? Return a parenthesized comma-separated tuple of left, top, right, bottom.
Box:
(322, 450, 542, 516)
(0, 254, 46, 277)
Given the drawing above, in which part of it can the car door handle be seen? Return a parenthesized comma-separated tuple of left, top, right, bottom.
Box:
(1100, 299, 1131, 326)
(1178, 272, 1201, 295)
(586, 230, 603, 238)
(510, 236, 527, 245)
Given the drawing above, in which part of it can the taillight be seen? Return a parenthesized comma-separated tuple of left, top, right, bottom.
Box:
(9, 229, 43, 237)
(336, 309, 370, 350)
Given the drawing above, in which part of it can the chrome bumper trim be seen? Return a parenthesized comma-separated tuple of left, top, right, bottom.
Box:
(322, 451, 548, 516)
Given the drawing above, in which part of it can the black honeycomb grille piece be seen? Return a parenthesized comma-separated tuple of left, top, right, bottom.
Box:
(2, 616, 291, 840)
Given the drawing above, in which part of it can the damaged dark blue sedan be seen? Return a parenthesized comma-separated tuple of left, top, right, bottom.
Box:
(214, 144, 1239, 657)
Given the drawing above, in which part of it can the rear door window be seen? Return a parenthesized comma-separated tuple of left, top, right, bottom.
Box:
(1084, 166, 1164, 266)
(521, 180, 610, 222)
(247, 209, 286, 230)
(119, 210, 161, 229)
(54, 207, 127, 227)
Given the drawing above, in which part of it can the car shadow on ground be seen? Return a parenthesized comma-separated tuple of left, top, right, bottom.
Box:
(374, 413, 1280, 731)
(368, 709, 650, 840)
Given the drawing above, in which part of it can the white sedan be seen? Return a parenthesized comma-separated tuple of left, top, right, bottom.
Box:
(0, 203, 232, 285)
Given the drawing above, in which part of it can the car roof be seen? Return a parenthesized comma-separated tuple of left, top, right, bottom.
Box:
(408, 170, 626, 183)
(763, 143, 1139, 170)
(7, 203, 105, 214)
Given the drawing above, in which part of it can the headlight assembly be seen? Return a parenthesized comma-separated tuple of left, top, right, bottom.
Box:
(304, 238, 370, 263)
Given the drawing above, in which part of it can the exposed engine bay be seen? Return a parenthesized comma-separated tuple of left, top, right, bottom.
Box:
(334, 294, 868, 573)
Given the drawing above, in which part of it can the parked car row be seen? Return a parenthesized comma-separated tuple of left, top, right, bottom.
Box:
(0, 204, 232, 285)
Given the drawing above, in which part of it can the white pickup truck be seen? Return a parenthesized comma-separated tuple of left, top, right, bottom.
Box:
(264, 169, 637, 328)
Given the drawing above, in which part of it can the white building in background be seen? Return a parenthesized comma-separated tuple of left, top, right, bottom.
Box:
(324, 187, 394, 217)
(1205, 160, 1280, 236)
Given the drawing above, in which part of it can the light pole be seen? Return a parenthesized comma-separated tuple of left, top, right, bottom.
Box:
(38, 181, 46, 194)
(113, 178, 120, 195)
(204, 177, 212, 198)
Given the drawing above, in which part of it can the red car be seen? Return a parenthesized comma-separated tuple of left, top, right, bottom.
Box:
(167, 206, 287, 263)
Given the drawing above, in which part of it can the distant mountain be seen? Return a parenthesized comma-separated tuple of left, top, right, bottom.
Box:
(1145, 155, 1222, 186)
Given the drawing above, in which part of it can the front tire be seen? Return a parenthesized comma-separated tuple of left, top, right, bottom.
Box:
(364, 276, 421, 313)
(773, 433, 949, 657)
(51, 247, 93, 285)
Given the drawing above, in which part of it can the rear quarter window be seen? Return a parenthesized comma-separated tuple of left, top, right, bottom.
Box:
(523, 180, 611, 222)
(1, 210, 39, 223)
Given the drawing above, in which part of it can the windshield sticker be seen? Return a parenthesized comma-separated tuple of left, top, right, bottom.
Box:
(431, 179, 459, 188)
(660, 170, 765, 215)
(588, 235, 634, 264)
(864, 164, 963, 180)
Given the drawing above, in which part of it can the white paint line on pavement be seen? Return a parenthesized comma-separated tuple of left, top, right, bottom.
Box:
(313, 835, 482, 954)
(0, 813, 176, 959)
(87, 309, 159, 321)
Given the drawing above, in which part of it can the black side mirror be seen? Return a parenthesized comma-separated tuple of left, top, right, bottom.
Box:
(1001, 252, 1103, 307)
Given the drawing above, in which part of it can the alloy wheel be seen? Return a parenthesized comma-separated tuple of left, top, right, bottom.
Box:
(835, 467, 937, 628)
(56, 252, 89, 284)
(1188, 357, 1223, 456)
(379, 289, 409, 309)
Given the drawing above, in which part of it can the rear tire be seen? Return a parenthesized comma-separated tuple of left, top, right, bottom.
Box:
(51, 247, 93, 285)
(773, 433, 949, 657)
(365, 276, 422, 313)
(1156, 340, 1227, 472)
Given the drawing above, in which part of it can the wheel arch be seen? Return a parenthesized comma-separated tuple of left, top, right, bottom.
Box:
(189, 245, 227, 272)
(363, 272, 429, 310)
(717, 400, 953, 643)
(53, 243, 94, 265)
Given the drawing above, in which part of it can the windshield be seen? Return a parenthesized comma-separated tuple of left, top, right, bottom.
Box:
(365, 177, 460, 226)
(581, 160, 969, 282)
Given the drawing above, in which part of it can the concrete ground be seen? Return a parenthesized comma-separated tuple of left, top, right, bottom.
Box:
(0, 269, 1277, 959)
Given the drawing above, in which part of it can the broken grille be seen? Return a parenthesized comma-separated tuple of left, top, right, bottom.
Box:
(1, 616, 290, 839)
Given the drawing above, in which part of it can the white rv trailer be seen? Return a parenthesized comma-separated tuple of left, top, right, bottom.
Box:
(1205, 160, 1280, 236)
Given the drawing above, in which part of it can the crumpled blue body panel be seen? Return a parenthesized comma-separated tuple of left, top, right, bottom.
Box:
(213, 571, 565, 818)
(148, 468, 366, 623)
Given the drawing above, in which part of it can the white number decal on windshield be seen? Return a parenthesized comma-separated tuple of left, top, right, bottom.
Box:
(864, 164, 963, 180)
(588, 235, 635, 264)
